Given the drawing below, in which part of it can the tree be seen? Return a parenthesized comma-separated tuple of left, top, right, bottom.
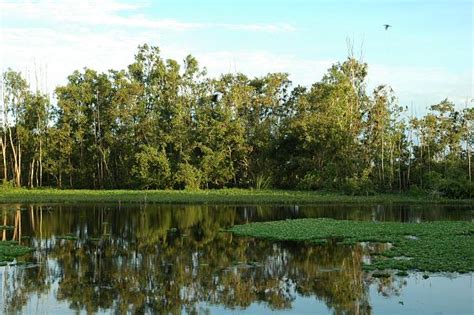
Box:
(1, 70, 30, 186)
(0, 44, 470, 197)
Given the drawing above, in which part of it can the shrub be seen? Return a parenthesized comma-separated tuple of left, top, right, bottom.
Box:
(424, 171, 472, 198)
(296, 173, 323, 190)
(132, 145, 171, 189)
(174, 163, 202, 190)
(341, 173, 375, 196)
(0, 179, 15, 190)
(254, 173, 272, 190)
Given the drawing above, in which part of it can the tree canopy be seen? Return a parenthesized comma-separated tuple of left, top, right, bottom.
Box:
(1, 44, 472, 197)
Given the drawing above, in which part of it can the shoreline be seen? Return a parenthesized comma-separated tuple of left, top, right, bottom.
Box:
(0, 189, 472, 205)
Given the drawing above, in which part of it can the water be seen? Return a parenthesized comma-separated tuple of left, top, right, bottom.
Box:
(0, 203, 472, 314)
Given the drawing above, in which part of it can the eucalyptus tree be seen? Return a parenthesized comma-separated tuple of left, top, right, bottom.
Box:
(0, 70, 41, 187)
(210, 73, 254, 186)
(55, 69, 114, 188)
(462, 107, 473, 187)
(0, 76, 7, 183)
(364, 85, 393, 187)
(127, 45, 180, 188)
(272, 58, 371, 190)
(245, 73, 291, 187)
(170, 55, 207, 189)
(107, 69, 142, 188)
(23, 92, 50, 187)
(192, 75, 248, 188)
(1, 71, 28, 186)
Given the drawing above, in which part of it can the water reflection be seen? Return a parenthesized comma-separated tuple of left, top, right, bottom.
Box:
(0, 203, 472, 314)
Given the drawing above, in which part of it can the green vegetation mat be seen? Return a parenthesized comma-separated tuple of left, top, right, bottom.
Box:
(229, 218, 474, 273)
(0, 241, 33, 264)
(0, 189, 471, 204)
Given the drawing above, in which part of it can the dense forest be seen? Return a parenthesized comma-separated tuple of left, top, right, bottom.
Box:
(0, 44, 472, 197)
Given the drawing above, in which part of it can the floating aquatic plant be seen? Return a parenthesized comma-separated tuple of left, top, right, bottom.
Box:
(229, 218, 474, 273)
(0, 241, 33, 264)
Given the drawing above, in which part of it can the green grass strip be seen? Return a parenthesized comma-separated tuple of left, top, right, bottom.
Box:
(229, 218, 474, 273)
(0, 188, 472, 204)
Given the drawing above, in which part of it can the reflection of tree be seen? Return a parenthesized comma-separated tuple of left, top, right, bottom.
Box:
(1, 203, 458, 314)
(1, 262, 51, 314)
(1, 205, 51, 314)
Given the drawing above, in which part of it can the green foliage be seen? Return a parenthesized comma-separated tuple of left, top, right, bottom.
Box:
(423, 171, 472, 198)
(0, 241, 33, 264)
(0, 179, 15, 190)
(0, 45, 471, 196)
(174, 163, 202, 190)
(254, 174, 272, 190)
(341, 171, 375, 196)
(296, 173, 324, 190)
(435, 178, 472, 199)
(408, 185, 426, 197)
(229, 218, 474, 273)
(132, 145, 171, 189)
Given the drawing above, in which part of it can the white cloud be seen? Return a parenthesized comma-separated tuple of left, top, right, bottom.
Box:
(1, 0, 470, 114)
(0, 0, 296, 32)
(218, 23, 296, 33)
(0, 26, 153, 92)
(369, 64, 472, 111)
(0, 25, 331, 94)
(196, 50, 333, 85)
(0, 0, 300, 95)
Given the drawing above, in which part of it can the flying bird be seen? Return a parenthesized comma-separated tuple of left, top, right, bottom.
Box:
(383, 24, 392, 30)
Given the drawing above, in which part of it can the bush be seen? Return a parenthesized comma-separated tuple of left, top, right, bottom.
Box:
(341, 173, 375, 196)
(424, 171, 472, 199)
(174, 163, 202, 190)
(132, 145, 171, 189)
(0, 179, 15, 190)
(254, 174, 272, 190)
(296, 173, 323, 190)
(408, 185, 425, 196)
(437, 178, 472, 199)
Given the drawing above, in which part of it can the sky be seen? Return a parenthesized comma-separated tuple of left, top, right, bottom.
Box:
(0, 0, 472, 113)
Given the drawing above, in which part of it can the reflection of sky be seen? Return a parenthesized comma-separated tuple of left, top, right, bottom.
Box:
(20, 282, 69, 314)
(198, 296, 330, 314)
(370, 273, 474, 315)
(2, 267, 472, 314)
(197, 273, 473, 315)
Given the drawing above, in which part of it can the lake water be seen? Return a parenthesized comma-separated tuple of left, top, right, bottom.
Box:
(0, 203, 472, 314)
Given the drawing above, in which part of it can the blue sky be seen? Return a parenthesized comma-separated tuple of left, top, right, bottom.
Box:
(0, 0, 472, 112)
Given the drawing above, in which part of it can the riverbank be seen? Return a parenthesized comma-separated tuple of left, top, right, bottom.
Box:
(0, 188, 472, 204)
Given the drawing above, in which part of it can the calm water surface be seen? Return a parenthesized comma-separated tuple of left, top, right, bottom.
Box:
(0, 203, 472, 314)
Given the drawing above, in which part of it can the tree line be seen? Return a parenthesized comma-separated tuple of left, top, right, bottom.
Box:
(1, 44, 472, 197)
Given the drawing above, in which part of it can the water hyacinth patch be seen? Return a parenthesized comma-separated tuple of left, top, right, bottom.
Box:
(0, 241, 33, 264)
(229, 218, 474, 273)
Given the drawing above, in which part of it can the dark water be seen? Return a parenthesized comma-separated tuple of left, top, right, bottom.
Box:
(0, 203, 472, 314)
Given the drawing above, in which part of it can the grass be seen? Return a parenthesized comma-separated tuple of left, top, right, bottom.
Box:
(229, 218, 474, 273)
(0, 188, 472, 205)
(0, 241, 33, 264)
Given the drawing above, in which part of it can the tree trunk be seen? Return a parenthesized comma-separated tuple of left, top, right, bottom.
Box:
(8, 127, 21, 187)
(381, 135, 384, 184)
(29, 159, 35, 188)
(39, 136, 43, 186)
(398, 139, 402, 191)
(0, 136, 7, 182)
